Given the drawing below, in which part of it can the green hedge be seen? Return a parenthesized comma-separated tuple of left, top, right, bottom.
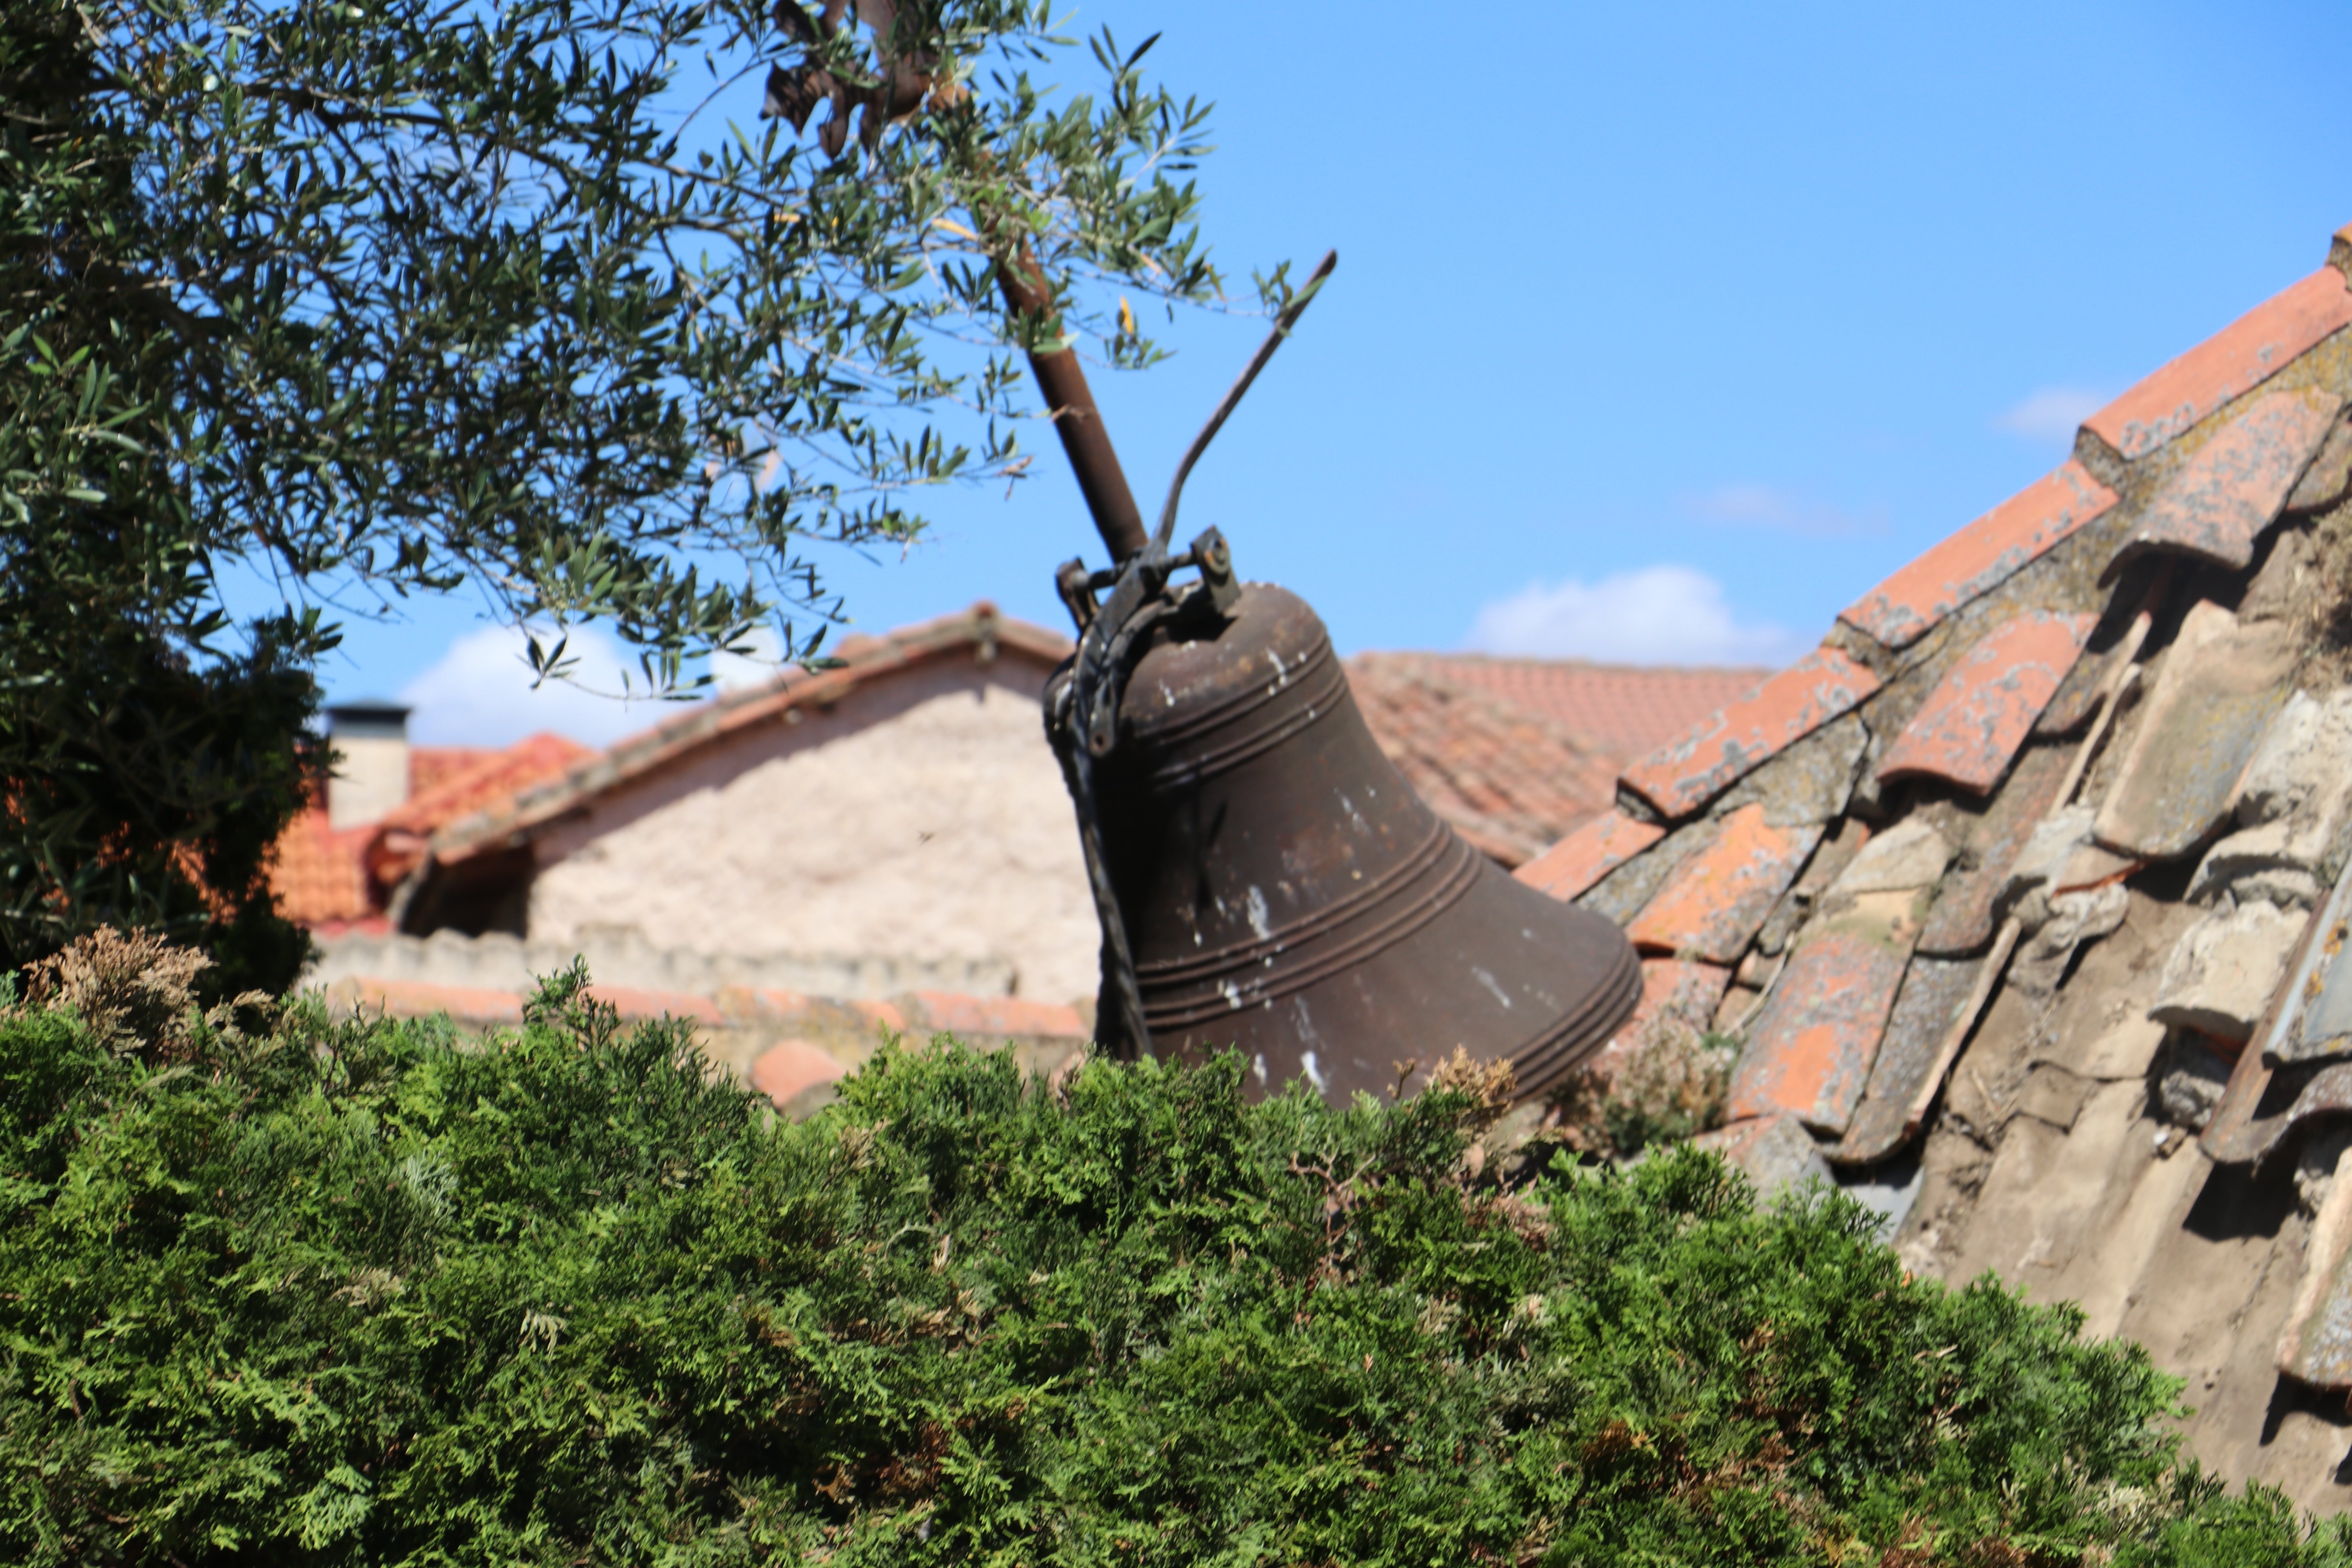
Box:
(1, 963, 2343, 1565)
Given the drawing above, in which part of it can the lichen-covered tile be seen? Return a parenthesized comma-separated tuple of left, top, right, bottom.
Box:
(1711, 711, 1870, 828)
(2203, 856, 2341, 1162)
(1838, 463, 2118, 650)
(1514, 809, 1664, 903)
(1579, 813, 1715, 926)
(2254, 848, 2352, 1069)
(1627, 803, 1822, 964)
(2085, 267, 2352, 461)
(1727, 820, 1946, 1136)
(1727, 924, 1913, 1135)
(2092, 602, 2296, 862)
(2107, 389, 2343, 577)
(2033, 636, 2118, 737)
(1877, 612, 2097, 795)
(2286, 410, 2352, 513)
(1621, 650, 1880, 821)
(1916, 743, 2073, 956)
(1829, 955, 1986, 1165)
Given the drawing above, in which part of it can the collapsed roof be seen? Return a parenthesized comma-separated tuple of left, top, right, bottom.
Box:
(1515, 223, 2352, 1504)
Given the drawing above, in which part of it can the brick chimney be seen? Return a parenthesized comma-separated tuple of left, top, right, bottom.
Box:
(325, 701, 412, 829)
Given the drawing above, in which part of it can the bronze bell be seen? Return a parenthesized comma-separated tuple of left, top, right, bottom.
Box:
(1016, 250, 1639, 1104)
(1076, 580, 1641, 1102)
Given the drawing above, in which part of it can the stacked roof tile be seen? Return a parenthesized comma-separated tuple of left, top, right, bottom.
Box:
(1508, 223, 2352, 1495)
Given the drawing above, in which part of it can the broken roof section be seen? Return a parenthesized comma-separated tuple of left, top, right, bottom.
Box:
(1512, 222, 2352, 1503)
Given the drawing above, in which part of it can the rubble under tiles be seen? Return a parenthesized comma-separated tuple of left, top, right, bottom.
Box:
(1511, 221, 2352, 1510)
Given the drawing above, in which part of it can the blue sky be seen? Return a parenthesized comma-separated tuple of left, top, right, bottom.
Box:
(312, 0, 2352, 746)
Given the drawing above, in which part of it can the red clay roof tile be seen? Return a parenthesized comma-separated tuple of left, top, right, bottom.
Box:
(2085, 267, 2352, 461)
(750, 1039, 848, 1108)
(268, 806, 378, 929)
(1727, 927, 1911, 1134)
(2106, 388, 2343, 577)
(1627, 804, 1822, 964)
(1512, 810, 1665, 902)
(1578, 958, 1733, 1091)
(1877, 612, 2097, 796)
(1838, 462, 2118, 650)
(1620, 649, 1880, 821)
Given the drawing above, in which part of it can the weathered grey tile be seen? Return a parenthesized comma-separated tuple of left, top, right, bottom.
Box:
(1917, 744, 2074, 956)
(2092, 602, 2294, 862)
(1828, 955, 1984, 1165)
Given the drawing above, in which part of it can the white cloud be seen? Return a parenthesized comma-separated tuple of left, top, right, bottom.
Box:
(1685, 483, 1886, 539)
(398, 622, 786, 748)
(1994, 385, 2109, 442)
(1464, 564, 1804, 667)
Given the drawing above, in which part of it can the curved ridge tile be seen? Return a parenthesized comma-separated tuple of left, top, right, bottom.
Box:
(2105, 388, 2343, 579)
(1513, 809, 1664, 904)
(1619, 649, 1880, 821)
(2085, 267, 2352, 462)
(1876, 611, 2097, 796)
(1838, 462, 2117, 651)
(1626, 803, 1821, 965)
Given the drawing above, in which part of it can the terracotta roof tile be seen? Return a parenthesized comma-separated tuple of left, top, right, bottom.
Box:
(1839, 462, 2118, 650)
(1512, 809, 1665, 902)
(2084, 266, 2352, 461)
(407, 746, 495, 797)
(387, 735, 590, 837)
(1627, 803, 1821, 964)
(1619, 649, 1880, 821)
(1349, 660, 1622, 866)
(1727, 927, 1911, 1134)
(1353, 655, 1771, 762)
(2106, 388, 2343, 578)
(268, 805, 377, 928)
(750, 1039, 849, 1108)
(1578, 957, 1733, 1091)
(1877, 612, 2096, 796)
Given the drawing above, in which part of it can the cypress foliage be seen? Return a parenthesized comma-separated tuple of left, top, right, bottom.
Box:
(1, 958, 2344, 1565)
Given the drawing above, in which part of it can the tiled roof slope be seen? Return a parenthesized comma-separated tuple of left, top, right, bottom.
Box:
(1361, 653, 1770, 760)
(1348, 658, 1623, 866)
(1510, 223, 2352, 1507)
(269, 737, 592, 931)
(1348, 653, 1769, 868)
